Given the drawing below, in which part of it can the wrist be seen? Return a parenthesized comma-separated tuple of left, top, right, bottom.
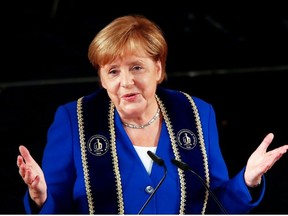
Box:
(245, 176, 262, 188)
(247, 179, 262, 189)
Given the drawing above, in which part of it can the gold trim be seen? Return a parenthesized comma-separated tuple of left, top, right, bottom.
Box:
(77, 98, 125, 214)
(77, 97, 95, 214)
(155, 95, 187, 214)
(156, 91, 209, 214)
(77, 91, 208, 214)
(181, 91, 210, 214)
(109, 102, 125, 214)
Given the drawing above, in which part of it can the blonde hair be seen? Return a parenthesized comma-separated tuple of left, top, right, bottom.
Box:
(88, 14, 168, 83)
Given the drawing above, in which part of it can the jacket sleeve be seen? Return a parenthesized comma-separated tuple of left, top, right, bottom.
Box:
(23, 102, 78, 214)
(194, 97, 265, 214)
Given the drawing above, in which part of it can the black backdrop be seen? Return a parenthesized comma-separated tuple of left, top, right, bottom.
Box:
(1, 0, 288, 214)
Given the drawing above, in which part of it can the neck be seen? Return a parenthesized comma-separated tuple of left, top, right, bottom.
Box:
(122, 108, 160, 129)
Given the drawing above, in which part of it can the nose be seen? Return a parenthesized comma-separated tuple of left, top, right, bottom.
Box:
(120, 71, 134, 88)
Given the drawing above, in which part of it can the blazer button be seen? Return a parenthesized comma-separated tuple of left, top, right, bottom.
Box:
(145, 185, 154, 194)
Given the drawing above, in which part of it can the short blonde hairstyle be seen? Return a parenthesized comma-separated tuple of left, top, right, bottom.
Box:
(88, 14, 168, 83)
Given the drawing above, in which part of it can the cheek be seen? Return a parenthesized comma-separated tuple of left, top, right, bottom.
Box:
(102, 80, 119, 95)
(145, 73, 160, 85)
(100, 75, 111, 90)
(140, 78, 157, 95)
(98, 70, 109, 89)
(101, 79, 107, 89)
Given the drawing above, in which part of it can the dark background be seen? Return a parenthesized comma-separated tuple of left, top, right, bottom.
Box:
(1, 1, 288, 214)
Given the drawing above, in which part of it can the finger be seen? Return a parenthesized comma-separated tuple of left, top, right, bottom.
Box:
(19, 163, 32, 180)
(31, 175, 40, 188)
(17, 155, 24, 167)
(261, 145, 288, 173)
(258, 133, 274, 152)
(269, 145, 288, 163)
(19, 164, 26, 178)
(19, 145, 35, 164)
(25, 168, 37, 185)
(269, 144, 288, 156)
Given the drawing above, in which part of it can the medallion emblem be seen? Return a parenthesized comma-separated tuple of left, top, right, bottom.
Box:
(87, 134, 109, 156)
(177, 129, 197, 150)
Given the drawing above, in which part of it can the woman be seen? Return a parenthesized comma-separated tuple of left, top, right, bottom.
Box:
(17, 14, 288, 214)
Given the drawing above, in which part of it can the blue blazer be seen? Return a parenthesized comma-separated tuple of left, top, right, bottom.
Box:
(23, 88, 265, 214)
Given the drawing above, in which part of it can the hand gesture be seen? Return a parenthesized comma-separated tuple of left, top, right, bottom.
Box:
(244, 133, 288, 187)
(17, 145, 47, 207)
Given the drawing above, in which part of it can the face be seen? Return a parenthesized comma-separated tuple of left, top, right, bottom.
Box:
(99, 52, 162, 118)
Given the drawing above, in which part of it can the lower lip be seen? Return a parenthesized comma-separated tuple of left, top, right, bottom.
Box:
(123, 94, 138, 102)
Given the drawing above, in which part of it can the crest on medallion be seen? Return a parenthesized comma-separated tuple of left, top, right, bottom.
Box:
(176, 129, 197, 150)
(87, 134, 109, 156)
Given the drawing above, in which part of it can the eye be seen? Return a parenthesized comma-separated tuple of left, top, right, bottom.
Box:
(108, 69, 118, 75)
(132, 65, 143, 71)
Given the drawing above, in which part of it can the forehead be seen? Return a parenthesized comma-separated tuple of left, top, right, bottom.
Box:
(108, 50, 150, 64)
(102, 42, 148, 62)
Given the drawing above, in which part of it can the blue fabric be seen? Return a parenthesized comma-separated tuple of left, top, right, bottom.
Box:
(23, 88, 265, 214)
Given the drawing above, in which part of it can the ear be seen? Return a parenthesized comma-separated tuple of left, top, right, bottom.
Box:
(155, 60, 162, 82)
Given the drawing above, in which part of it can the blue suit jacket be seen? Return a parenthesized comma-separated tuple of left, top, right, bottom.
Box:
(23, 88, 265, 214)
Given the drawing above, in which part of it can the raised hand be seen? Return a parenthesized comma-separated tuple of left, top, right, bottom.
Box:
(244, 133, 288, 187)
(17, 145, 47, 207)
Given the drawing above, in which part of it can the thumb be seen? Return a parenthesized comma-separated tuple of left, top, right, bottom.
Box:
(257, 133, 274, 153)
